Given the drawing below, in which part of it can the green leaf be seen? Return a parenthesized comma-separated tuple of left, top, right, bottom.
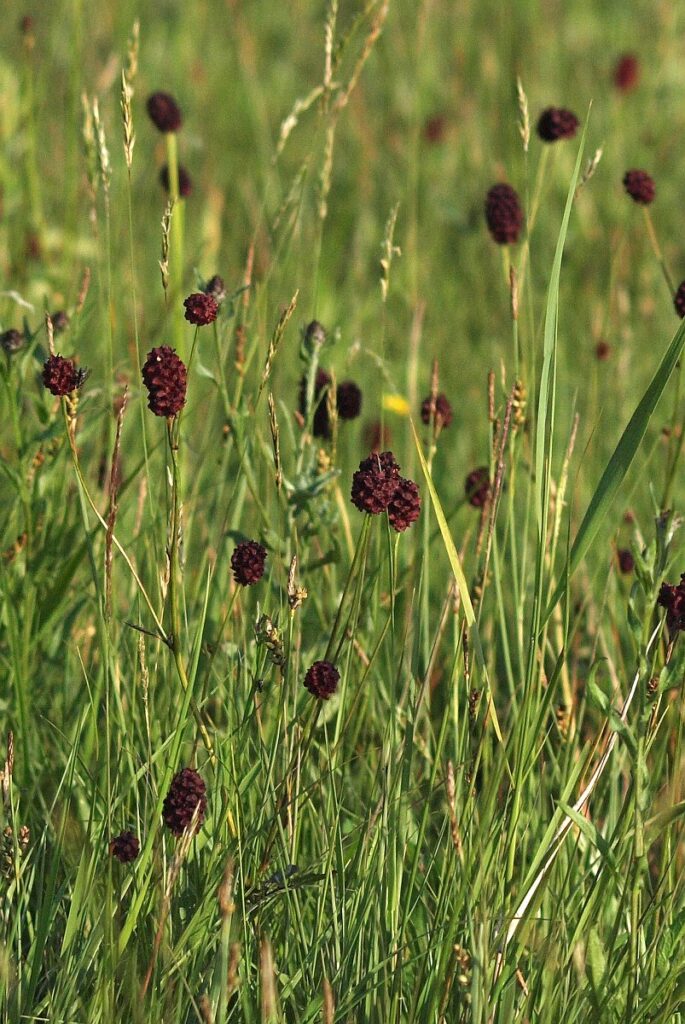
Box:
(586, 927, 607, 996)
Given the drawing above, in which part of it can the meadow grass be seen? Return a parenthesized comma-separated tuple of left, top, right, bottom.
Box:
(2, 1, 685, 1021)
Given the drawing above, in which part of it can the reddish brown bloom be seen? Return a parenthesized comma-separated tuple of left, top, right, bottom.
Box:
(423, 115, 446, 144)
(42, 354, 85, 396)
(49, 310, 69, 334)
(388, 477, 421, 532)
(299, 368, 332, 438)
(537, 107, 580, 142)
(617, 549, 634, 574)
(658, 574, 685, 633)
(146, 91, 182, 133)
(203, 275, 226, 304)
(183, 292, 218, 326)
(1, 329, 24, 355)
(231, 540, 267, 586)
(485, 184, 524, 244)
(614, 54, 640, 93)
(351, 451, 401, 514)
(465, 466, 490, 508)
(162, 767, 207, 836)
(109, 831, 140, 863)
(421, 392, 453, 430)
(337, 381, 362, 420)
(160, 163, 193, 197)
(623, 169, 655, 205)
(303, 660, 340, 700)
(595, 340, 611, 361)
(141, 345, 187, 418)
(674, 282, 685, 319)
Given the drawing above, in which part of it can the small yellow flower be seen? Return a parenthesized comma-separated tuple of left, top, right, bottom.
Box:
(382, 393, 410, 416)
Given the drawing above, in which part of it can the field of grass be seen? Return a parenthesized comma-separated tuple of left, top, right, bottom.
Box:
(2, 1, 685, 1021)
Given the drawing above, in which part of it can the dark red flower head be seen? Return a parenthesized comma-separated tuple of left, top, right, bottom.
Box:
(162, 767, 207, 837)
(465, 466, 490, 508)
(304, 660, 340, 700)
(337, 380, 362, 420)
(231, 540, 267, 586)
(674, 282, 685, 319)
(203, 275, 226, 304)
(160, 163, 193, 197)
(485, 183, 524, 245)
(351, 451, 401, 514)
(658, 574, 685, 634)
(617, 548, 634, 574)
(614, 54, 640, 93)
(184, 292, 218, 326)
(537, 107, 580, 142)
(141, 345, 187, 418)
(388, 477, 421, 532)
(595, 340, 611, 361)
(421, 392, 453, 430)
(299, 368, 332, 438)
(42, 354, 85, 396)
(623, 169, 655, 205)
(423, 115, 446, 144)
(146, 91, 182, 133)
(1, 329, 24, 355)
(109, 830, 140, 863)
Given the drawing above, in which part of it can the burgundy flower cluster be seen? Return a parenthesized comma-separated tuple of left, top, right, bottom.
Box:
(162, 767, 207, 836)
(658, 575, 685, 634)
(485, 183, 524, 245)
(303, 660, 340, 700)
(350, 451, 420, 532)
(536, 107, 579, 142)
(420, 392, 453, 431)
(42, 354, 86, 396)
(231, 540, 267, 586)
(623, 169, 655, 205)
(141, 345, 187, 417)
(299, 369, 363, 439)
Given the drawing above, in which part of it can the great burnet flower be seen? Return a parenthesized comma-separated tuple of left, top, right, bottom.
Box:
(146, 91, 182, 132)
(141, 345, 187, 418)
(42, 354, 85, 396)
(464, 466, 490, 508)
(160, 163, 193, 197)
(162, 767, 207, 837)
(623, 169, 655, 205)
(231, 540, 267, 586)
(674, 282, 685, 319)
(617, 549, 634, 574)
(485, 183, 524, 244)
(537, 107, 580, 142)
(388, 477, 421, 532)
(614, 54, 640, 93)
(337, 381, 362, 420)
(183, 292, 218, 326)
(351, 451, 401, 514)
(299, 368, 332, 438)
(421, 392, 453, 430)
(658, 574, 685, 634)
(303, 660, 340, 700)
(1, 329, 24, 355)
(109, 831, 140, 863)
(203, 275, 226, 304)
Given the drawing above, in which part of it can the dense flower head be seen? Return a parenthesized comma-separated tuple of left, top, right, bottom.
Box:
(674, 282, 685, 319)
(49, 310, 69, 334)
(614, 54, 640, 92)
(109, 831, 140, 863)
(299, 368, 332, 438)
(617, 548, 634, 574)
(160, 163, 193, 197)
(231, 540, 267, 586)
(337, 380, 362, 420)
(465, 466, 491, 508)
(536, 107, 580, 142)
(388, 477, 421, 532)
(183, 292, 218, 326)
(595, 340, 611, 361)
(658, 574, 685, 634)
(485, 183, 524, 244)
(421, 392, 453, 430)
(304, 320, 326, 349)
(1, 329, 24, 355)
(203, 275, 226, 304)
(351, 451, 401, 514)
(141, 345, 187, 417)
(162, 767, 207, 837)
(623, 169, 655, 205)
(146, 91, 182, 132)
(42, 354, 85, 396)
(303, 660, 340, 700)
